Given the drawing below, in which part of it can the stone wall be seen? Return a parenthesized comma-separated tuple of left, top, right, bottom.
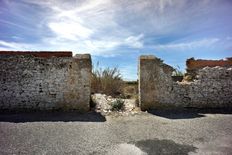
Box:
(186, 57, 232, 80)
(0, 51, 92, 111)
(186, 57, 232, 70)
(139, 55, 232, 110)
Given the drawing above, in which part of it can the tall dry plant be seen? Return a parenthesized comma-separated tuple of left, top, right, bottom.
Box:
(91, 62, 124, 97)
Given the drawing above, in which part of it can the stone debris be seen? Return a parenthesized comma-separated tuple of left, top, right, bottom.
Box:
(91, 94, 112, 111)
(91, 93, 140, 116)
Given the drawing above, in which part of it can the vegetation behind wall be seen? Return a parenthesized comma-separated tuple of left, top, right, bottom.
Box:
(91, 63, 124, 97)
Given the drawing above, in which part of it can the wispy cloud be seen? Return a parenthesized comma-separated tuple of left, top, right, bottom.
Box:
(48, 21, 93, 40)
(125, 34, 144, 48)
(0, 19, 30, 30)
(1, 0, 230, 56)
(0, 40, 31, 50)
(152, 38, 220, 51)
(17, 0, 145, 55)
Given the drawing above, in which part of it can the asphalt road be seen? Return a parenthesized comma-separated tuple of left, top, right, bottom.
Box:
(0, 109, 232, 155)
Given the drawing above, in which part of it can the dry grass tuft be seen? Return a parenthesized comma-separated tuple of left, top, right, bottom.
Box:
(91, 63, 124, 97)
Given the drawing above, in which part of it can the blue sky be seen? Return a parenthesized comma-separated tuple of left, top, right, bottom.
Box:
(0, 0, 232, 80)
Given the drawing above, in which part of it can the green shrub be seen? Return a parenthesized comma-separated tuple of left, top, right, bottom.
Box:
(111, 99, 124, 111)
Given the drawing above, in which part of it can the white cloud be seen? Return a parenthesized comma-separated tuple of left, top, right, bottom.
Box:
(1, 0, 228, 56)
(153, 38, 220, 50)
(125, 34, 144, 48)
(0, 40, 31, 50)
(20, 0, 144, 56)
(48, 21, 93, 40)
(84, 40, 120, 50)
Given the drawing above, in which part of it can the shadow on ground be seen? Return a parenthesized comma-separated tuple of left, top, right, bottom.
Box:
(0, 111, 106, 123)
(101, 138, 197, 155)
(147, 108, 232, 119)
(133, 138, 197, 155)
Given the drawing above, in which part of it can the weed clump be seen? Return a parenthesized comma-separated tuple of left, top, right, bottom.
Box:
(91, 62, 124, 97)
(172, 65, 184, 76)
(111, 99, 124, 111)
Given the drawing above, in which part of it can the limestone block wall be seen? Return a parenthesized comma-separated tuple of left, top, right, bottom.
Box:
(0, 51, 92, 111)
(139, 55, 232, 110)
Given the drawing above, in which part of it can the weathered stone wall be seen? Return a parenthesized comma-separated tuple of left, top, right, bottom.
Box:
(186, 57, 232, 70)
(139, 55, 232, 110)
(0, 51, 92, 111)
(186, 57, 232, 80)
